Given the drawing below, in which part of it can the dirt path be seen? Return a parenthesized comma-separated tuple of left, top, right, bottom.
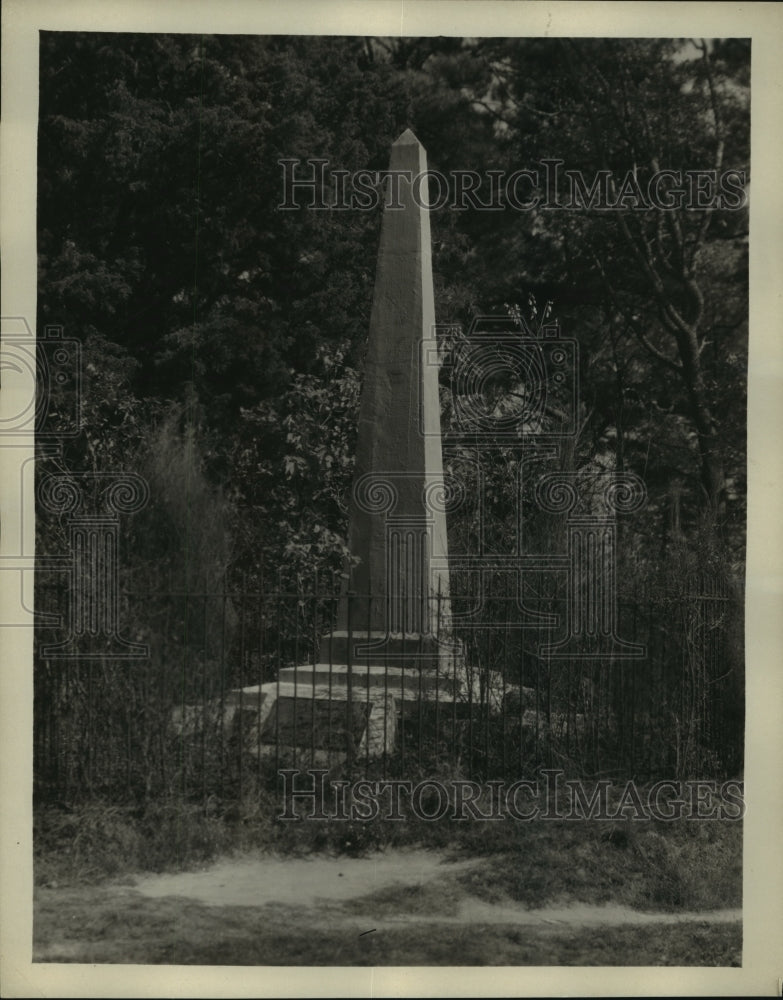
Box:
(133, 849, 479, 908)
(132, 849, 741, 928)
(373, 900, 742, 927)
(35, 850, 743, 965)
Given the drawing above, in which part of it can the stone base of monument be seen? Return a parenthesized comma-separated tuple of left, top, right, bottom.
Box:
(244, 657, 461, 762)
(171, 636, 540, 764)
(235, 682, 400, 763)
(171, 683, 401, 765)
(202, 632, 466, 763)
(276, 662, 459, 697)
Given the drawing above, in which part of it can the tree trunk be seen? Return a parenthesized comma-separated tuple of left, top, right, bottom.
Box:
(674, 325, 726, 518)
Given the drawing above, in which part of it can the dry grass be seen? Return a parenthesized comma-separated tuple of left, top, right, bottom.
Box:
(33, 884, 741, 966)
(33, 790, 743, 967)
(35, 791, 742, 916)
(450, 817, 743, 913)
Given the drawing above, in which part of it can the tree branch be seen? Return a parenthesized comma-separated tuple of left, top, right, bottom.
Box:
(590, 250, 683, 373)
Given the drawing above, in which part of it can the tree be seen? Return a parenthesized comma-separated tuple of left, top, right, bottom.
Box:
(428, 37, 748, 550)
(34, 33, 748, 794)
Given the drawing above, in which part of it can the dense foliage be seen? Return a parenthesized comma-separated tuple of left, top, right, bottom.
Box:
(38, 34, 748, 575)
(34, 34, 748, 792)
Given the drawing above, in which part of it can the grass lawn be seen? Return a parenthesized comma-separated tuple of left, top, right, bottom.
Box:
(34, 883, 742, 966)
(33, 794, 743, 967)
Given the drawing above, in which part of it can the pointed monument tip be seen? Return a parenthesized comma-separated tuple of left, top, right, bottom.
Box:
(394, 127, 422, 147)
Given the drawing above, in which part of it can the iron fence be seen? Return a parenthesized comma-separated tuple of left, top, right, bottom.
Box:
(33, 571, 744, 803)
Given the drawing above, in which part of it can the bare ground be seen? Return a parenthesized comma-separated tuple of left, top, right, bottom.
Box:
(34, 848, 742, 966)
(132, 849, 740, 925)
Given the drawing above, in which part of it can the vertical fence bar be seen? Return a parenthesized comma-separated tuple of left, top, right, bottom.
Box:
(275, 569, 282, 779)
(694, 573, 700, 765)
(659, 602, 677, 773)
(257, 573, 264, 781)
(711, 580, 718, 767)
(501, 587, 509, 780)
(156, 606, 169, 795)
(311, 571, 318, 769)
(238, 575, 247, 801)
(594, 661, 602, 776)
(654, 591, 661, 777)
(346, 590, 355, 774)
(383, 608, 389, 780)
(565, 657, 572, 764)
(708, 583, 716, 771)
(219, 589, 227, 797)
(452, 632, 458, 776)
(630, 597, 637, 775)
(367, 585, 373, 775)
(679, 588, 687, 779)
(648, 590, 655, 777)
(545, 648, 552, 768)
(87, 660, 94, 795)
(328, 574, 336, 773)
(719, 579, 726, 771)
(435, 584, 441, 767)
(293, 575, 300, 771)
(618, 652, 624, 777)
(703, 583, 709, 771)
(181, 590, 189, 797)
(535, 633, 541, 769)
(467, 634, 474, 781)
(201, 591, 208, 800)
(66, 664, 73, 799)
(419, 565, 426, 772)
(126, 661, 133, 797)
(483, 627, 490, 781)
(417, 631, 424, 773)
(400, 631, 406, 776)
(696, 577, 703, 772)
(658, 590, 665, 777)
(519, 624, 525, 776)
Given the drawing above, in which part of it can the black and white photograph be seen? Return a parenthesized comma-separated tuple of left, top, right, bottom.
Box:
(1, 1, 781, 996)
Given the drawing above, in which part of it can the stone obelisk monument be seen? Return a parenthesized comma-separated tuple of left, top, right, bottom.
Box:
(261, 130, 457, 763)
(326, 128, 451, 663)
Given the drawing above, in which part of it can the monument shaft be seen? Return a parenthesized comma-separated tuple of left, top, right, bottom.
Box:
(341, 129, 449, 636)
